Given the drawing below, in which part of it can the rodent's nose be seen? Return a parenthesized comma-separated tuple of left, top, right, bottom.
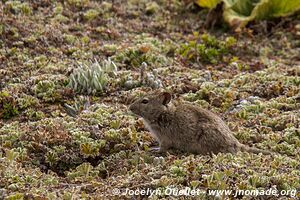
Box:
(128, 104, 135, 112)
(129, 104, 138, 115)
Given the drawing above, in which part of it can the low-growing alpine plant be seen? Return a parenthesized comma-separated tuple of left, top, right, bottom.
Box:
(0, 0, 299, 199)
(68, 58, 117, 95)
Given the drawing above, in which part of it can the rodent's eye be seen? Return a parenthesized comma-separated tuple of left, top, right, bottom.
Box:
(141, 99, 149, 104)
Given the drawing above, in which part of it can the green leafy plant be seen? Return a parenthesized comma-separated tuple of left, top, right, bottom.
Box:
(170, 165, 186, 177)
(24, 109, 45, 121)
(145, 2, 160, 15)
(45, 151, 59, 167)
(33, 80, 60, 102)
(113, 43, 168, 68)
(63, 96, 90, 117)
(178, 33, 236, 64)
(68, 58, 117, 95)
(66, 162, 99, 181)
(0, 91, 19, 119)
(84, 9, 99, 21)
(4, 1, 32, 15)
(5, 192, 24, 200)
(196, 0, 300, 30)
(67, 0, 89, 8)
(17, 95, 38, 109)
(80, 142, 100, 158)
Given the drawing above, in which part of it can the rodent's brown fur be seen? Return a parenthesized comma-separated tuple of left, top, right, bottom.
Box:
(129, 92, 271, 155)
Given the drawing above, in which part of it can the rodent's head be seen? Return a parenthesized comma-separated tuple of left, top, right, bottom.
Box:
(129, 92, 172, 120)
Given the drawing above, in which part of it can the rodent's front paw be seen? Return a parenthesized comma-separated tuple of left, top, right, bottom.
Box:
(149, 147, 161, 153)
(149, 146, 168, 154)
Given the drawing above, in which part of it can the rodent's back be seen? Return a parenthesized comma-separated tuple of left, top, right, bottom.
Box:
(155, 102, 240, 154)
(169, 103, 271, 155)
(175, 102, 234, 136)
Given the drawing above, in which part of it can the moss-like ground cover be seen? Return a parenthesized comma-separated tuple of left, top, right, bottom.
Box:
(0, 0, 299, 199)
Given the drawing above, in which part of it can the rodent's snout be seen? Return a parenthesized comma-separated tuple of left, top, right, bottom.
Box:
(128, 103, 136, 113)
(128, 97, 138, 112)
(129, 102, 141, 116)
(128, 104, 133, 111)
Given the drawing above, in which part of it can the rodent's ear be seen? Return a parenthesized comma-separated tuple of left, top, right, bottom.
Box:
(159, 92, 172, 105)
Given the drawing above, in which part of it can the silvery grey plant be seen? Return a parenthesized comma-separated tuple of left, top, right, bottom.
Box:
(68, 58, 117, 95)
(124, 62, 162, 89)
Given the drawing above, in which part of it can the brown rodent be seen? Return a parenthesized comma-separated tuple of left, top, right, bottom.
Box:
(129, 91, 272, 155)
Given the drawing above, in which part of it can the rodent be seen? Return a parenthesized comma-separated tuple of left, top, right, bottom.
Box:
(129, 91, 272, 155)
